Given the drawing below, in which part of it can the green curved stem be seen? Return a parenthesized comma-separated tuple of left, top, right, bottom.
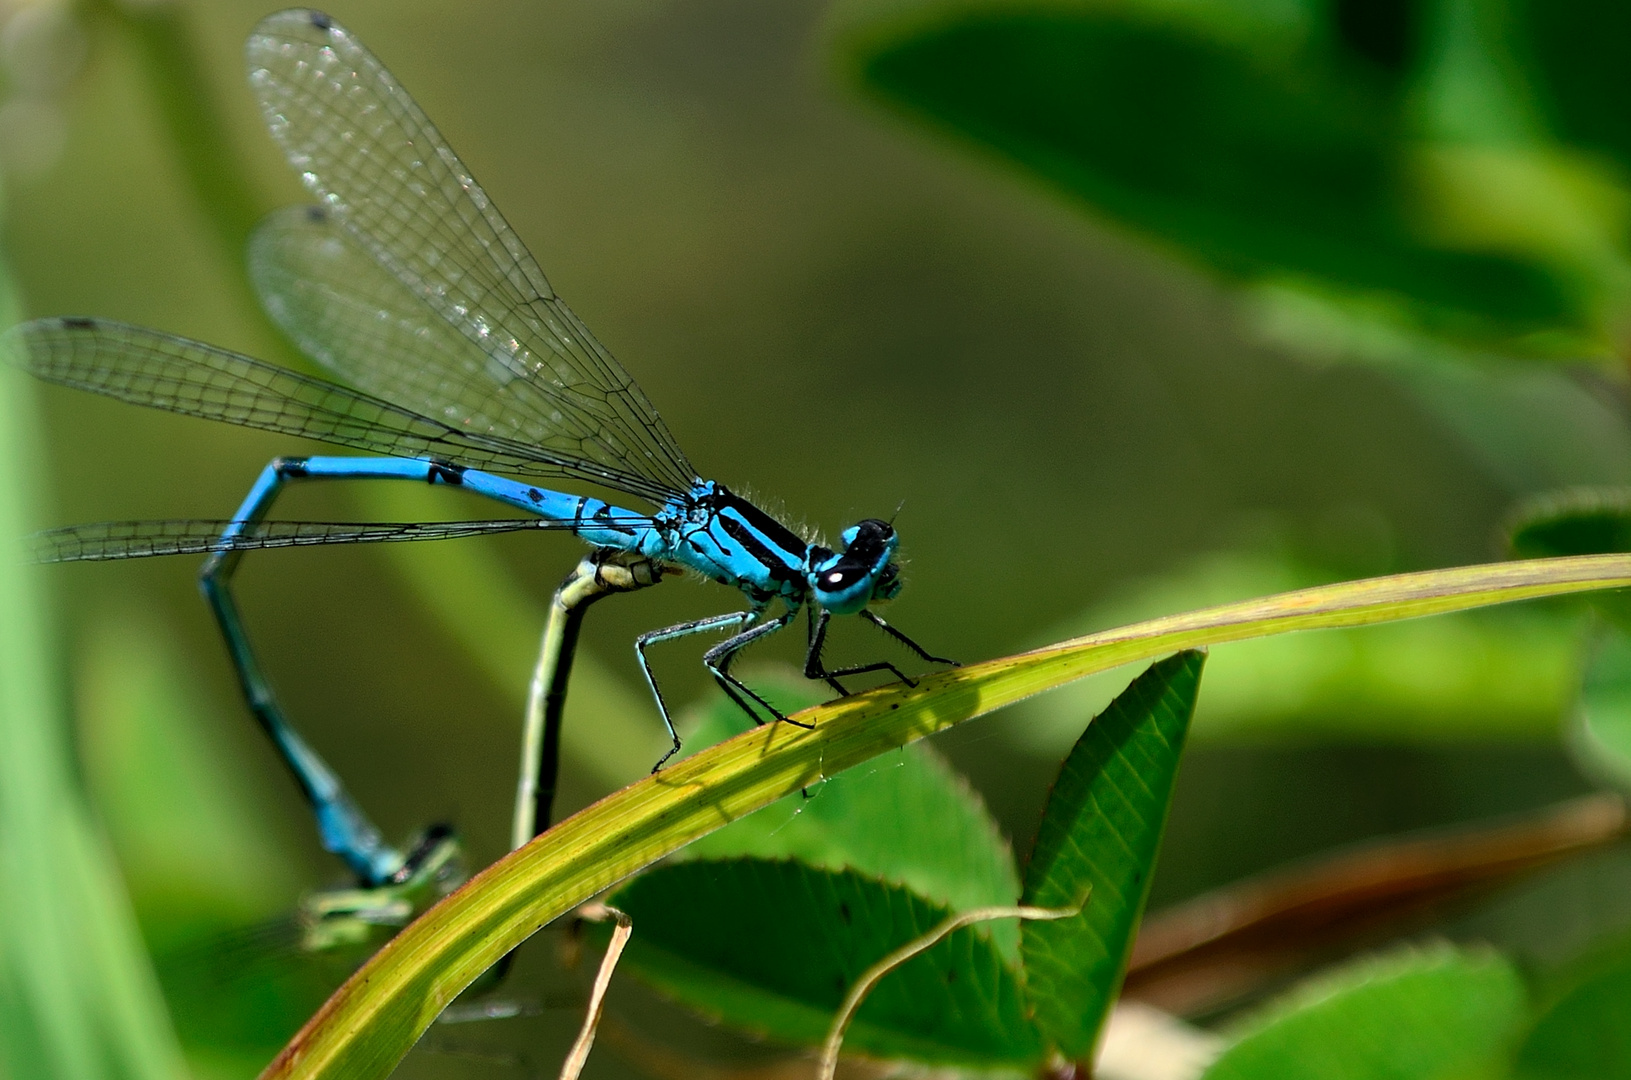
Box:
(262, 552, 1631, 1080)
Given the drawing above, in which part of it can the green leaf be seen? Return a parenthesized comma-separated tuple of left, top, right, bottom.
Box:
(611, 858, 1040, 1067)
(839, 3, 1604, 351)
(685, 685, 1022, 959)
(1201, 944, 1525, 1080)
(1515, 0, 1631, 168)
(260, 553, 1631, 1080)
(1021, 650, 1203, 1062)
(1513, 936, 1631, 1079)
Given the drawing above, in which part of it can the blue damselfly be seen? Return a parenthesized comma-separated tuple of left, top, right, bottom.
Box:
(7, 8, 953, 890)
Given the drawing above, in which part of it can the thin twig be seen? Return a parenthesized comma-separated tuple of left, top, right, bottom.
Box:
(818, 903, 1080, 1080)
(558, 905, 633, 1080)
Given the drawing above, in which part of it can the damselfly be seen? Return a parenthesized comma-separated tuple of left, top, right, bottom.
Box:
(7, 9, 953, 889)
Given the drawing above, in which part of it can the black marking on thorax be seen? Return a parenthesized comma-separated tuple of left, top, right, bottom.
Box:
(707, 490, 807, 558)
(718, 516, 803, 585)
(707, 490, 807, 586)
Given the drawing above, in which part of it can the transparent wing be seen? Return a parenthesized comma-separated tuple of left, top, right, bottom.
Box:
(249, 204, 489, 447)
(5, 316, 622, 478)
(28, 515, 654, 563)
(246, 10, 697, 504)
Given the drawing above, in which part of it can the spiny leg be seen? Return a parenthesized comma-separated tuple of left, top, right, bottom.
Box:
(199, 454, 469, 886)
(802, 608, 961, 699)
(803, 609, 916, 695)
(703, 608, 807, 730)
(635, 610, 756, 771)
(859, 608, 960, 666)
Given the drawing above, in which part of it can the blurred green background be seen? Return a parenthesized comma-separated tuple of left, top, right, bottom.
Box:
(7, 0, 1631, 1075)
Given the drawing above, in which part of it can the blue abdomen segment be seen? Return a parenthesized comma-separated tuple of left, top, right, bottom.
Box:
(291, 462, 809, 604)
(288, 457, 665, 552)
(456, 466, 660, 550)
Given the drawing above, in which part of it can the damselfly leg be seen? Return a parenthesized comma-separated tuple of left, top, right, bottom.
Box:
(803, 608, 960, 697)
(702, 608, 810, 729)
(635, 611, 756, 771)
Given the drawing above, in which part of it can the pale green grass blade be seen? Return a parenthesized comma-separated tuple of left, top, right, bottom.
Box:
(1509, 486, 1631, 628)
(261, 552, 1631, 1080)
(0, 316, 187, 1074)
(1020, 545, 1584, 751)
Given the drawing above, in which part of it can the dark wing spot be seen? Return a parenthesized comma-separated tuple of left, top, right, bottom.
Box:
(60, 317, 96, 329)
(309, 11, 334, 30)
(304, 205, 328, 225)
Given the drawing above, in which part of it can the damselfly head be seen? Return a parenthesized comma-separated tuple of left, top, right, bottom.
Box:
(807, 518, 900, 614)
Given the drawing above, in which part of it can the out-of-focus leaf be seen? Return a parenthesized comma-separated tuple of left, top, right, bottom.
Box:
(0, 330, 187, 1074)
(1515, 0, 1631, 169)
(1509, 488, 1631, 628)
(610, 858, 1040, 1067)
(1200, 944, 1525, 1080)
(1511, 488, 1631, 560)
(1022, 651, 1203, 1062)
(1126, 792, 1628, 1018)
(836, 0, 1631, 355)
(77, 607, 302, 936)
(1014, 546, 1583, 754)
(684, 681, 1022, 959)
(76, 608, 335, 1072)
(1513, 936, 1631, 1079)
(1573, 622, 1631, 791)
